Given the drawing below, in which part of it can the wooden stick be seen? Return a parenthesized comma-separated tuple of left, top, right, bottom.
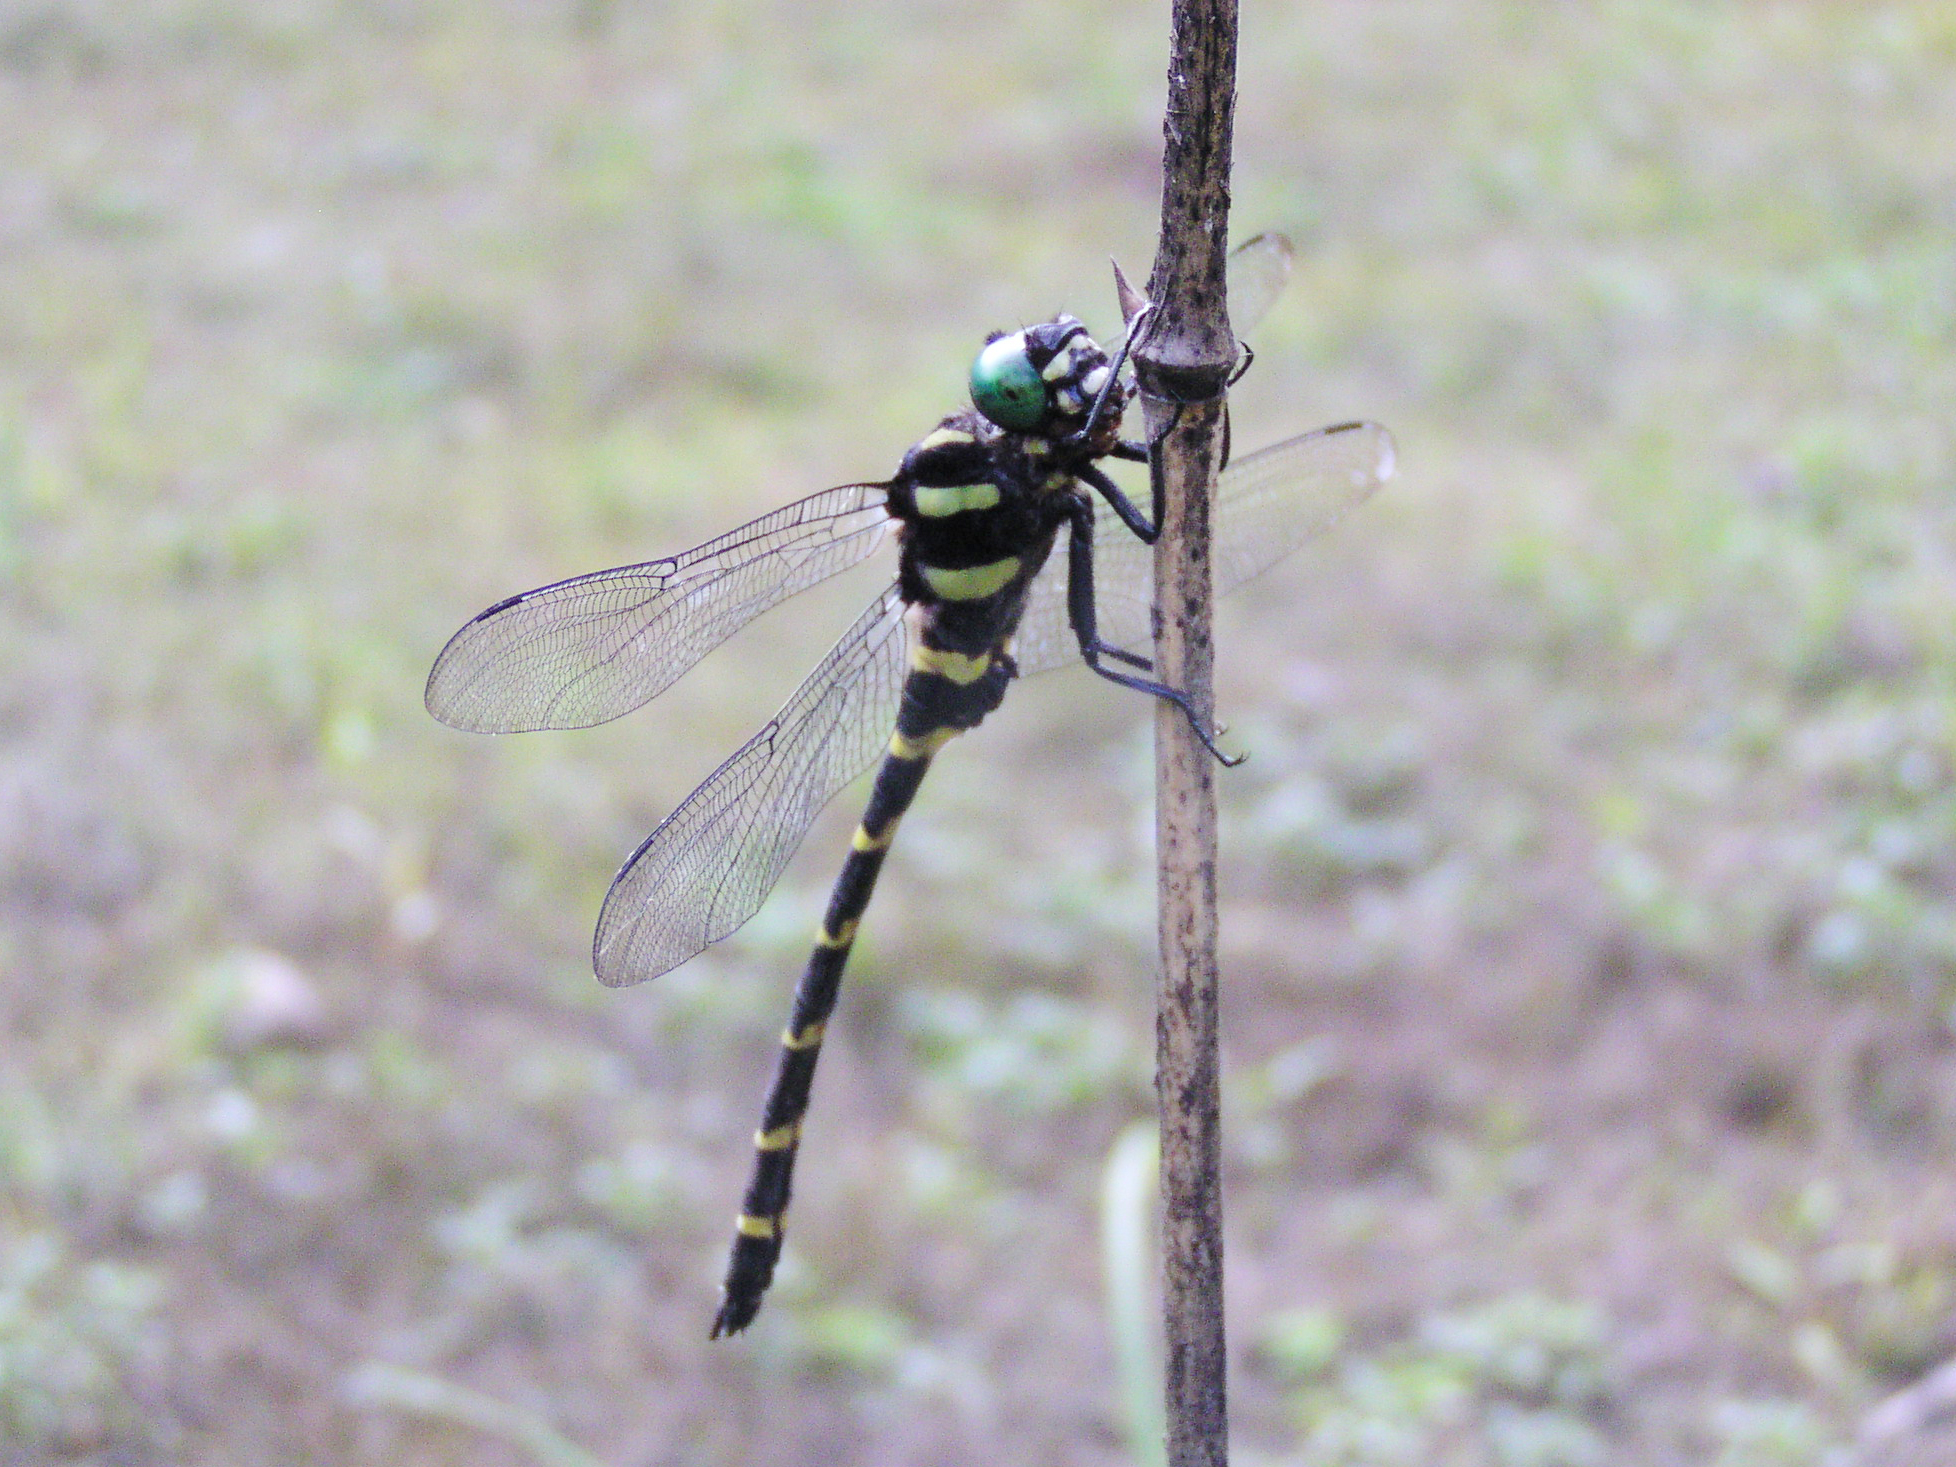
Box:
(1137, 3, 1239, 1465)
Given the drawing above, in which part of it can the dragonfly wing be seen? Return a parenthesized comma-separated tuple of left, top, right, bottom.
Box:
(1012, 517, 1151, 677)
(1010, 421, 1395, 677)
(1210, 420, 1394, 592)
(592, 582, 910, 987)
(426, 483, 891, 732)
(1227, 231, 1295, 338)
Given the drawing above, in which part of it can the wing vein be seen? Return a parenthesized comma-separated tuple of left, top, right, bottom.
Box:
(427, 485, 891, 733)
(592, 583, 909, 987)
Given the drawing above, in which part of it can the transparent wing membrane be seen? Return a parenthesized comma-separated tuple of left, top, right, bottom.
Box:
(426, 484, 891, 732)
(1211, 421, 1395, 591)
(1012, 421, 1395, 676)
(592, 584, 910, 988)
(1225, 231, 1295, 339)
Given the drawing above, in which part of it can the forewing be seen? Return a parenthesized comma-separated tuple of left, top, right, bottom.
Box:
(1227, 232, 1295, 338)
(592, 582, 910, 987)
(1010, 421, 1395, 676)
(1210, 421, 1394, 593)
(426, 483, 891, 733)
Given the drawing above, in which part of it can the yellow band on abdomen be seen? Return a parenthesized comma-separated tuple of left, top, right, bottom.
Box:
(816, 919, 858, 949)
(909, 644, 993, 685)
(852, 822, 896, 853)
(889, 726, 960, 761)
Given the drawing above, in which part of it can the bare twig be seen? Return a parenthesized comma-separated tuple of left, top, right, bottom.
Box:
(1138, 3, 1239, 1466)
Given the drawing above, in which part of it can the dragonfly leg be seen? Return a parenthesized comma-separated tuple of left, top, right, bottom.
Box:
(1146, 400, 1185, 525)
(1066, 499, 1244, 766)
(1087, 640, 1152, 673)
(1079, 462, 1157, 546)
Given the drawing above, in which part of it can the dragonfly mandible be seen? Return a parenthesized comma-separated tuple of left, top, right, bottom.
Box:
(426, 234, 1395, 1335)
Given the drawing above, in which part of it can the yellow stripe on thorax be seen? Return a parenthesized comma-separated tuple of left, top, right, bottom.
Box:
(782, 1022, 826, 1050)
(913, 483, 1001, 517)
(736, 1213, 779, 1239)
(816, 918, 858, 949)
(915, 426, 974, 452)
(755, 1121, 801, 1151)
(1034, 472, 1078, 501)
(909, 644, 993, 685)
(920, 555, 1020, 601)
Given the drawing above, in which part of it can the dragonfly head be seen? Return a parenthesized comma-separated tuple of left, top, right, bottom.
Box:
(969, 315, 1126, 441)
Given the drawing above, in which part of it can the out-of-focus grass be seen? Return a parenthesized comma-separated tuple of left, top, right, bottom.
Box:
(1261, 1292, 1616, 1467)
(2, 0, 1954, 1462)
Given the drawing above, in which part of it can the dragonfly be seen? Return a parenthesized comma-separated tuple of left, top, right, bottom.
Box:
(425, 234, 1394, 1336)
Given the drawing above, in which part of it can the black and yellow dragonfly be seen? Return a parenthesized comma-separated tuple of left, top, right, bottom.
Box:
(426, 235, 1393, 1336)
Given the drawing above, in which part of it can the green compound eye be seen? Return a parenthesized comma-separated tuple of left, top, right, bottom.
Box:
(969, 333, 1048, 431)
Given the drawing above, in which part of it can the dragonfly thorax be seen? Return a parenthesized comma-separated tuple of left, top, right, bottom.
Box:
(968, 314, 1126, 444)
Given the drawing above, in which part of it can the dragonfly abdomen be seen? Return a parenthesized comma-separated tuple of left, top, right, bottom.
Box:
(711, 645, 1013, 1337)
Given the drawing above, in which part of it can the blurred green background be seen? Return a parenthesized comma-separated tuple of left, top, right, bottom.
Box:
(4, 1, 1955, 1463)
